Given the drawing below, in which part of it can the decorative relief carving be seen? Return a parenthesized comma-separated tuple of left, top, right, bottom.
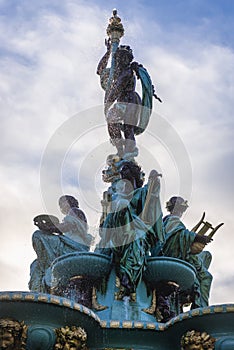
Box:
(54, 326, 88, 350)
(0, 318, 27, 350)
(181, 330, 216, 350)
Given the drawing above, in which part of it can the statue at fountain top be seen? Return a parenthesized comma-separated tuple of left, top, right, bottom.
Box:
(97, 10, 161, 160)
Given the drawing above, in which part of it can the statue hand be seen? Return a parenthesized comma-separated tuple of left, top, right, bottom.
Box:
(194, 234, 213, 245)
(105, 38, 111, 52)
(191, 242, 206, 254)
(191, 234, 213, 254)
(149, 169, 162, 180)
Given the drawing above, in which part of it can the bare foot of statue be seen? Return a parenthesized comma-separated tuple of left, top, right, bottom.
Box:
(142, 290, 156, 315)
(92, 288, 108, 311)
(115, 286, 126, 301)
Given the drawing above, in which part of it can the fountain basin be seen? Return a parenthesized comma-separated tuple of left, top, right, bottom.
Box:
(144, 257, 196, 291)
(48, 252, 112, 287)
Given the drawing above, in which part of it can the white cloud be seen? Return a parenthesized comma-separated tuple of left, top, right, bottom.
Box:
(0, 1, 106, 290)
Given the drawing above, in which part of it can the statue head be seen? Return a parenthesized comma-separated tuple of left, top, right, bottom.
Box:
(166, 196, 189, 217)
(180, 330, 215, 350)
(120, 161, 143, 192)
(55, 326, 87, 350)
(59, 195, 79, 215)
(0, 318, 27, 350)
(115, 45, 134, 67)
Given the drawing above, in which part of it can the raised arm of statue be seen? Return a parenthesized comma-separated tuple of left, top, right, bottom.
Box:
(138, 169, 164, 247)
(97, 39, 111, 76)
(97, 39, 112, 92)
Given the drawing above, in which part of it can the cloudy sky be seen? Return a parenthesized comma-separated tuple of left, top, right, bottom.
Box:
(0, 0, 233, 306)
